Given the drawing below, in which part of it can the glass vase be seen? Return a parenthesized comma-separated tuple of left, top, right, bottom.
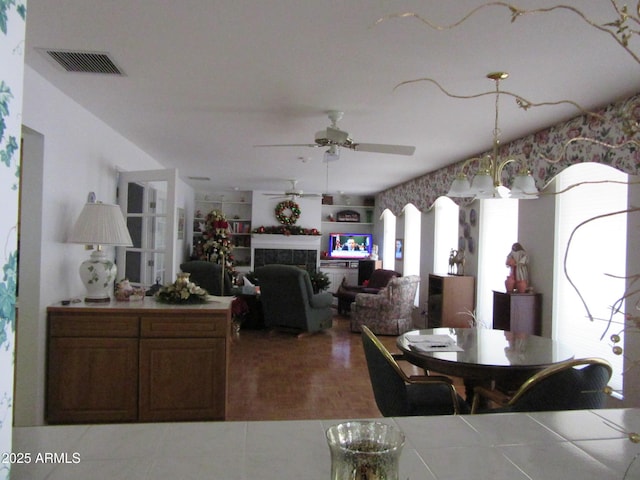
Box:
(326, 421, 404, 480)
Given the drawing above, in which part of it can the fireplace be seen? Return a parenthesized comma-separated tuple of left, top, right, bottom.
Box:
(251, 234, 321, 271)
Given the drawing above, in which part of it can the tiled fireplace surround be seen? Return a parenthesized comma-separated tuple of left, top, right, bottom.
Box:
(251, 235, 321, 272)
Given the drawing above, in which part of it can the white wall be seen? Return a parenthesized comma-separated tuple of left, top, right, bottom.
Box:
(520, 185, 557, 337)
(15, 66, 191, 426)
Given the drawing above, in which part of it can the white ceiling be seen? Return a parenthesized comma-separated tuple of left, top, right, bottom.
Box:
(24, 1, 640, 196)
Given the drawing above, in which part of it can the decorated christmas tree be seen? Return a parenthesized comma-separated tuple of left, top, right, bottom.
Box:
(192, 209, 235, 274)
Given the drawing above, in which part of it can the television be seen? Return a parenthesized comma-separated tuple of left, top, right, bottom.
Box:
(328, 233, 373, 259)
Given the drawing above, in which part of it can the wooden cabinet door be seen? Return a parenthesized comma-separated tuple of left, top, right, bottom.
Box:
(138, 338, 227, 421)
(47, 337, 138, 424)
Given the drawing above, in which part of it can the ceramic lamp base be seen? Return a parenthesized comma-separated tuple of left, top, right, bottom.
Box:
(79, 248, 117, 303)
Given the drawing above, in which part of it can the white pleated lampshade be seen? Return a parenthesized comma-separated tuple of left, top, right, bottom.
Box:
(68, 202, 133, 246)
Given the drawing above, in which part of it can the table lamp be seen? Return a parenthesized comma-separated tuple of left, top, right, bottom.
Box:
(68, 198, 133, 302)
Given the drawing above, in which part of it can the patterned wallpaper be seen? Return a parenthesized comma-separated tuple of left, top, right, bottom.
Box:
(378, 93, 640, 215)
(0, 1, 26, 478)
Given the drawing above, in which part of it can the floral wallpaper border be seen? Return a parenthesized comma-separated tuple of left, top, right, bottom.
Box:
(0, 1, 26, 478)
(378, 93, 640, 215)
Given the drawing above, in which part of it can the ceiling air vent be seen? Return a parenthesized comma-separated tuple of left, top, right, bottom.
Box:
(42, 49, 124, 75)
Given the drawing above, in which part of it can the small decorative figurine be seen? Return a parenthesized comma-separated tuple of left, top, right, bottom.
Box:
(506, 242, 529, 293)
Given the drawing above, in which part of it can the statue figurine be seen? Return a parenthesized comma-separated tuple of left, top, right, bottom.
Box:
(506, 242, 529, 293)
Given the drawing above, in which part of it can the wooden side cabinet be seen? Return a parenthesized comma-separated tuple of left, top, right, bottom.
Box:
(493, 291, 542, 335)
(427, 274, 475, 328)
(46, 301, 231, 424)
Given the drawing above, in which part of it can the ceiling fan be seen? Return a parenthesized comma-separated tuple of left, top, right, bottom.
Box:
(263, 179, 321, 200)
(255, 110, 416, 156)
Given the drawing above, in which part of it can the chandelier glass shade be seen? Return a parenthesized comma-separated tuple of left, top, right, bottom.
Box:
(446, 72, 539, 200)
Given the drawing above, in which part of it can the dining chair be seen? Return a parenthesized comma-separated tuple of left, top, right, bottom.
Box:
(470, 357, 613, 414)
(361, 325, 469, 416)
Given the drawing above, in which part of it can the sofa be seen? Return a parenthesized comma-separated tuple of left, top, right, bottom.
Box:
(350, 275, 421, 335)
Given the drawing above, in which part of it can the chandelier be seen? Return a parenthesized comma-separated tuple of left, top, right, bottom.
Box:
(446, 72, 538, 200)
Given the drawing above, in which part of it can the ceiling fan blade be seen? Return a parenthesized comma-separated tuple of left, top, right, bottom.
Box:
(254, 143, 320, 148)
(300, 193, 321, 197)
(350, 143, 416, 156)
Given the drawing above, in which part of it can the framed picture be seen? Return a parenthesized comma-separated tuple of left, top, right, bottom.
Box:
(395, 239, 403, 260)
(177, 208, 185, 240)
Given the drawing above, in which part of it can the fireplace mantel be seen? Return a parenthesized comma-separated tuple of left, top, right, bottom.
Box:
(251, 234, 321, 250)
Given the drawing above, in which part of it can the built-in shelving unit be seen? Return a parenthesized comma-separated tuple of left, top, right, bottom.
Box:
(320, 195, 375, 257)
(193, 191, 252, 270)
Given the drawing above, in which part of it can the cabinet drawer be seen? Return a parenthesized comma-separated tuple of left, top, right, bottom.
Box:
(49, 314, 139, 337)
(140, 314, 229, 338)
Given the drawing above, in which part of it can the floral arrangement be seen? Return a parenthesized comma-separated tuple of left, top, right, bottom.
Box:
(275, 200, 301, 225)
(155, 272, 209, 304)
(252, 225, 321, 236)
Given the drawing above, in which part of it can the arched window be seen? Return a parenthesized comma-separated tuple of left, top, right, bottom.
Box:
(433, 197, 459, 274)
(553, 162, 628, 394)
(402, 204, 421, 276)
(380, 208, 396, 269)
(476, 199, 518, 327)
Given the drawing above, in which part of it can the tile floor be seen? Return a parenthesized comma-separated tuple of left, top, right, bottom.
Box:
(226, 313, 458, 421)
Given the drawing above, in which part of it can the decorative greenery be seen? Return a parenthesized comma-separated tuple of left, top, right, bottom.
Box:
(0, 0, 26, 35)
(252, 225, 321, 236)
(275, 200, 301, 225)
(0, 249, 17, 346)
(155, 273, 209, 304)
(309, 270, 331, 293)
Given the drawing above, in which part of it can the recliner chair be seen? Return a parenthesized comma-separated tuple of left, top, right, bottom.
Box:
(180, 260, 233, 296)
(254, 264, 333, 336)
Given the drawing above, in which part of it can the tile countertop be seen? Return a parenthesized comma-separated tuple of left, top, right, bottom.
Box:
(8, 408, 640, 480)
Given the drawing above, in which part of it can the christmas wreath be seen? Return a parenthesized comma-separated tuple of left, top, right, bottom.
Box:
(275, 200, 301, 225)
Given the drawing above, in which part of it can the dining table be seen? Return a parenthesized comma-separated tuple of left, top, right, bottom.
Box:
(396, 327, 575, 400)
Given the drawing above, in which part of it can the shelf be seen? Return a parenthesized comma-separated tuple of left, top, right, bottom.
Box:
(321, 204, 373, 209)
(322, 221, 372, 226)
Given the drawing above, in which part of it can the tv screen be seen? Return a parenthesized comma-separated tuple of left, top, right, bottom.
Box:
(328, 233, 373, 259)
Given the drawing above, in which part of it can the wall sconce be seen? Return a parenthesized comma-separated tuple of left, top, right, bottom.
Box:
(67, 193, 133, 302)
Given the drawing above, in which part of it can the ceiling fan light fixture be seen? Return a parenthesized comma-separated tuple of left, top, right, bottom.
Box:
(324, 145, 340, 162)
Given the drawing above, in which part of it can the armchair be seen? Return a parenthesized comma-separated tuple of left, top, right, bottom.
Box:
(180, 260, 233, 296)
(471, 357, 612, 414)
(350, 275, 420, 335)
(335, 269, 401, 314)
(361, 326, 468, 416)
(254, 265, 333, 336)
